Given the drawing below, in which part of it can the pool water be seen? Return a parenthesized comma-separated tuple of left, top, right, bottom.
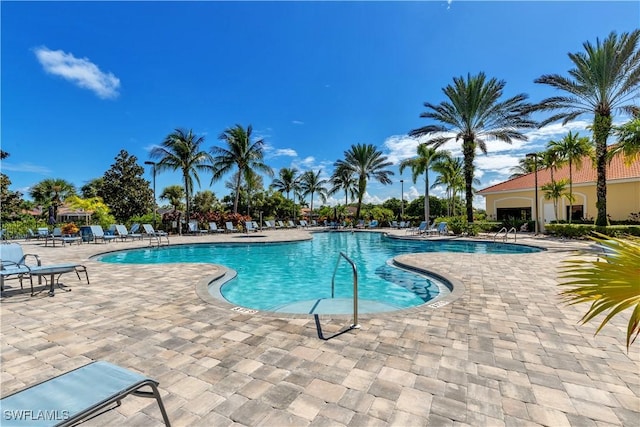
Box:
(97, 232, 541, 312)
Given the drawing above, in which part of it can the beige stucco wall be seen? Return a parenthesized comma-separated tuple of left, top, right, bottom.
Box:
(483, 179, 639, 222)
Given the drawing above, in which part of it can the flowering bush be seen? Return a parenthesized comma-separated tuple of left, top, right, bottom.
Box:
(61, 222, 79, 235)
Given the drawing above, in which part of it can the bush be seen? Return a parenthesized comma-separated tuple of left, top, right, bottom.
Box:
(545, 224, 640, 238)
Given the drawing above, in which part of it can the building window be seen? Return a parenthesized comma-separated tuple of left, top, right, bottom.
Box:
(496, 208, 531, 221)
(566, 205, 584, 221)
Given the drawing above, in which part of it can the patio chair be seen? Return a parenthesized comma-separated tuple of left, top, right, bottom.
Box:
(408, 221, 428, 235)
(225, 222, 239, 233)
(368, 220, 379, 229)
(47, 227, 82, 246)
(89, 225, 119, 243)
(252, 221, 261, 231)
(0, 360, 171, 426)
(299, 220, 308, 228)
(37, 227, 50, 239)
(245, 221, 258, 233)
(142, 224, 170, 245)
(0, 242, 89, 296)
(276, 220, 286, 229)
(25, 229, 37, 240)
(262, 220, 274, 230)
(115, 224, 143, 241)
(188, 220, 207, 235)
(287, 220, 297, 228)
(208, 222, 224, 233)
(427, 222, 448, 236)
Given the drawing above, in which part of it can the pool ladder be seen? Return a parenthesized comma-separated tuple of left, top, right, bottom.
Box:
(331, 252, 360, 329)
(494, 227, 517, 242)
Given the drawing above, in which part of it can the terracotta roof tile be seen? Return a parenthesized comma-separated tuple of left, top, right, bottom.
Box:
(479, 150, 640, 194)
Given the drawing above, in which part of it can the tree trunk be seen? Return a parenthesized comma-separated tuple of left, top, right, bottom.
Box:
(594, 113, 611, 226)
(568, 159, 573, 224)
(233, 172, 242, 214)
(424, 172, 430, 223)
(356, 176, 366, 220)
(462, 139, 475, 223)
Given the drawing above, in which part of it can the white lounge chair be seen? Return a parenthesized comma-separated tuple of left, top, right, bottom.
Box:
(142, 224, 170, 245)
(89, 225, 119, 243)
(115, 224, 143, 241)
(188, 220, 207, 235)
(225, 222, 239, 233)
(245, 221, 258, 233)
(208, 222, 224, 233)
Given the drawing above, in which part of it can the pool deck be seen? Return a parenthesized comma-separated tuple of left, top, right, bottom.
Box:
(1, 228, 638, 426)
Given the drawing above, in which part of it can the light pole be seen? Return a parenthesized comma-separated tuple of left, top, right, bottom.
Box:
(144, 161, 157, 229)
(526, 153, 539, 234)
(400, 179, 404, 221)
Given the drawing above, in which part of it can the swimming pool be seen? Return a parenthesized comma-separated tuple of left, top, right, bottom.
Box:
(97, 232, 541, 313)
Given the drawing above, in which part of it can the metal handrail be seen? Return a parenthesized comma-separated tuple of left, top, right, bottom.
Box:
(331, 251, 360, 329)
(493, 227, 507, 242)
(507, 227, 517, 242)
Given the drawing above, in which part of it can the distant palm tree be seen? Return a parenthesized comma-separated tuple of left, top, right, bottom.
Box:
(29, 178, 77, 220)
(509, 156, 538, 179)
(611, 116, 640, 165)
(271, 168, 300, 219)
(329, 164, 358, 207)
(432, 154, 466, 217)
(542, 179, 571, 222)
(531, 30, 640, 226)
(271, 168, 300, 201)
(410, 72, 535, 222)
(334, 143, 394, 219)
(160, 185, 185, 211)
(211, 124, 273, 214)
(299, 170, 328, 221)
(151, 128, 213, 222)
(399, 143, 448, 223)
(540, 147, 564, 184)
(548, 131, 593, 223)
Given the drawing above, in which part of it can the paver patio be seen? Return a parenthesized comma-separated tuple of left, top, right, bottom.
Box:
(1, 229, 638, 426)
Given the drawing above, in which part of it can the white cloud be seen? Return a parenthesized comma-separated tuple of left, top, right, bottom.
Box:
(405, 186, 420, 201)
(362, 192, 386, 205)
(474, 154, 521, 176)
(272, 148, 298, 157)
(292, 120, 304, 125)
(383, 135, 421, 164)
(1, 162, 51, 174)
(33, 46, 120, 99)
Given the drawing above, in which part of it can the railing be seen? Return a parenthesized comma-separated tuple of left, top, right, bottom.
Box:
(493, 227, 517, 242)
(331, 251, 360, 329)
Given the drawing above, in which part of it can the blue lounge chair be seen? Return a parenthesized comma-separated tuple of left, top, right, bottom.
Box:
(408, 221, 428, 235)
(0, 360, 171, 426)
(142, 224, 169, 245)
(368, 220, 379, 229)
(262, 220, 274, 230)
(245, 221, 258, 233)
(208, 222, 224, 233)
(188, 221, 207, 235)
(114, 224, 142, 241)
(89, 225, 119, 243)
(0, 242, 89, 296)
(225, 222, 239, 233)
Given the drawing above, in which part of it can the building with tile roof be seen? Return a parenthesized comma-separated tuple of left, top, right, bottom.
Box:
(478, 151, 640, 228)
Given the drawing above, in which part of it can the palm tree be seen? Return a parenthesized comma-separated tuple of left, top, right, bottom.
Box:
(399, 144, 448, 223)
(432, 154, 465, 217)
(211, 124, 273, 214)
(151, 128, 213, 222)
(531, 30, 640, 226)
(548, 131, 593, 223)
(559, 233, 640, 351)
(334, 143, 394, 219)
(29, 178, 77, 220)
(329, 164, 358, 207)
(509, 156, 538, 179)
(271, 168, 300, 219)
(160, 185, 185, 211)
(540, 146, 564, 184)
(410, 72, 535, 222)
(611, 116, 640, 165)
(542, 179, 571, 222)
(299, 170, 328, 221)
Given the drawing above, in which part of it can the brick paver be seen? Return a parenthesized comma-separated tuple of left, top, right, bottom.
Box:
(1, 229, 638, 426)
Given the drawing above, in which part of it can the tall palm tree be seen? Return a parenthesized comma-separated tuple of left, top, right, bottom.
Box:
(333, 143, 394, 219)
(432, 154, 465, 217)
(329, 164, 358, 207)
(540, 146, 564, 184)
(211, 124, 273, 214)
(399, 143, 448, 223)
(270, 168, 300, 219)
(547, 131, 593, 223)
(410, 72, 535, 222)
(270, 168, 300, 201)
(509, 156, 538, 179)
(151, 128, 213, 222)
(531, 30, 640, 226)
(299, 170, 328, 221)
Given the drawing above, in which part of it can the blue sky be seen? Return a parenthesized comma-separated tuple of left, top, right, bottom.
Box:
(2, 1, 638, 209)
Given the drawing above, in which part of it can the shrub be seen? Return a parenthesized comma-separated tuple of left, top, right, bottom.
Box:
(546, 224, 640, 238)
